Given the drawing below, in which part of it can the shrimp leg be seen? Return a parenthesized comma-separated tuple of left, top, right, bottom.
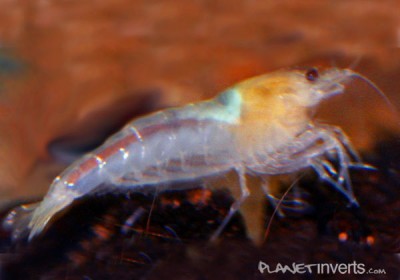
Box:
(278, 125, 356, 204)
(260, 178, 287, 217)
(250, 125, 358, 205)
(302, 126, 358, 205)
(210, 166, 249, 241)
(316, 124, 362, 162)
(286, 125, 355, 201)
(260, 178, 279, 209)
(321, 125, 376, 171)
(316, 128, 352, 186)
(261, 178, 307, 216)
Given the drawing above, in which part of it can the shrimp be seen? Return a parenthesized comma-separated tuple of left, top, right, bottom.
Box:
(3, 67, 373, 243)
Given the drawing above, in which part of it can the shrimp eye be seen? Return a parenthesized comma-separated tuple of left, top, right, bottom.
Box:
(305, 68, 319, 82)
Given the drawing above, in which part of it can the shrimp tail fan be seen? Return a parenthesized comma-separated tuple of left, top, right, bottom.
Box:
(3, 196, 74, 241)
(3, 202, 40, 241)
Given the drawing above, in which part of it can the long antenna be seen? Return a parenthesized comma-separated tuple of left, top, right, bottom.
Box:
(348, 55, 363, 71)
(263, 175, 304, 243)
(350, 71, 399, 121)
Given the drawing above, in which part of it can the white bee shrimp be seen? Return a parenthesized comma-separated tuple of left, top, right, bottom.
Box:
(3, 67, 381, 243)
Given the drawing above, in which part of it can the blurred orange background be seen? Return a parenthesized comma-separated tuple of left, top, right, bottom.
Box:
(0, 0, 399, 204)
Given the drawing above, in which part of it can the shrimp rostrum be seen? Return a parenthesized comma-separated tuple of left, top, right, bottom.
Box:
(4, 67, 371, 243)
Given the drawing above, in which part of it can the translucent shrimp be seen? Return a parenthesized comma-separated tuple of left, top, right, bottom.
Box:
(3, 67, 373, 243)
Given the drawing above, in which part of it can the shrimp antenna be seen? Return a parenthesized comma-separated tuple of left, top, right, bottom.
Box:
(350, 71, 399, 120)
(348, 54, 363, 71)
(145, 190, 158, 236)
(330, 54, 362, 70)
(263, 175, 304, 243)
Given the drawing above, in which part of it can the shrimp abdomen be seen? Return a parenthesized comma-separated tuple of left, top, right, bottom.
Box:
(5, 91, 243, 240)
(98, 112, 240, 187)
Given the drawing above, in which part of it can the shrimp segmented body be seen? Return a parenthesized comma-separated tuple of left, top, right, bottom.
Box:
(4, 67, 370, 242)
